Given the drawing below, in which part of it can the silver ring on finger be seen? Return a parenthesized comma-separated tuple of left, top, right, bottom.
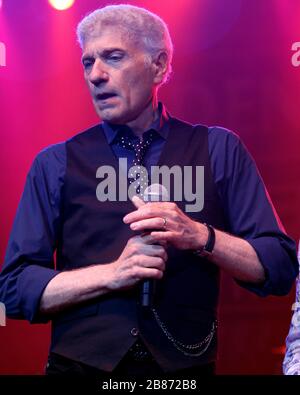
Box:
(162, 217, 167, 229)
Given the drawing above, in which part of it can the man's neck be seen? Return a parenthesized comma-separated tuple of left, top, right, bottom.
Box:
(126, 96, 159, 139)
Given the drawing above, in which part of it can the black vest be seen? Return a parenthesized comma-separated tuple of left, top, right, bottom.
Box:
(51, 117, 227, 372)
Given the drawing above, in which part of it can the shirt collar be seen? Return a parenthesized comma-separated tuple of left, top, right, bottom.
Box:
(102, 102, 170, 145)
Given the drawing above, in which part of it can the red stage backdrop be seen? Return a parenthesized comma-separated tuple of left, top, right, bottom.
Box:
(0, 0, 299, 374)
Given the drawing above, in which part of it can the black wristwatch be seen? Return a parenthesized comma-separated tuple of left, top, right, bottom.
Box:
(193, 223, 216, 257)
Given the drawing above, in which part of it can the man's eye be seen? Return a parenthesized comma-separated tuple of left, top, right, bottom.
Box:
(108, 54, 123, 62)
(83, 60, 93, 70)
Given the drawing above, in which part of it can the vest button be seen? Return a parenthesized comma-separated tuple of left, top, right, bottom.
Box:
(130, 327, 139, 337)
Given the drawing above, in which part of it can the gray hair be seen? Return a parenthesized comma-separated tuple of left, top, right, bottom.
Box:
(76, 4, 173, 85)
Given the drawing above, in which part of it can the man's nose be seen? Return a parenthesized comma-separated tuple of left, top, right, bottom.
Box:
(89, 59, 109, 85)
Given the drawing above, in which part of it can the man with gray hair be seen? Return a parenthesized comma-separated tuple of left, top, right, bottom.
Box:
(0, 4, 298, 377)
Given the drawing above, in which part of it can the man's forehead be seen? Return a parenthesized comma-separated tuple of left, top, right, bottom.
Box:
(82, 27, 135, 54)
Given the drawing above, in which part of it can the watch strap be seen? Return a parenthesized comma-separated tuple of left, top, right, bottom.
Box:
(194, 223, 216, 257)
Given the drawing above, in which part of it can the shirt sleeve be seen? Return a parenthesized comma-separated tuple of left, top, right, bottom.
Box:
(208, 127, 298, 296)
(283, 275, 300, 375)
(0, 143, 66, 323)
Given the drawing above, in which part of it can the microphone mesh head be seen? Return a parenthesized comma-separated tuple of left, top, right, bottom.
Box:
(143, 183, 169, 202)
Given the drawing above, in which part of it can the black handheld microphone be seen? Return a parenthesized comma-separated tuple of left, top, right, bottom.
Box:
(140, 183, 169, 308)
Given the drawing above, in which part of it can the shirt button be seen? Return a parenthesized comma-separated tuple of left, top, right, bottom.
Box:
(130, 327, 139, 337)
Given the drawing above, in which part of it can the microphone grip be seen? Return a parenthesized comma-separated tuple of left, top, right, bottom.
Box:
(139, 181, 169, 308)
(141, 279, 156, 307)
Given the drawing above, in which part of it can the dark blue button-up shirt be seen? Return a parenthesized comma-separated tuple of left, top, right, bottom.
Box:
(0, 104, 298, 323)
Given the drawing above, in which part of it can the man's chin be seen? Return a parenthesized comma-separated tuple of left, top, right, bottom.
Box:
(96, 108, 127, 125)
(95, 107, 115, 121)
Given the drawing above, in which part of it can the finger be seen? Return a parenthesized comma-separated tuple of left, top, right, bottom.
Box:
(144, 244, 168, 261)
(149, 231, 174, 243)
(135, 267, 164, 280)
(140, 235, 168, 248)
(158, 249, 168, 262)
(157, 240, 168, 248)
(131, 195, 146, 209)
(138, 233, 159, 245)
(123, 203, 169, 224)
(137, 233, 170, 249)
(130, 217, 167, 232)
(140, 256, 166, 271)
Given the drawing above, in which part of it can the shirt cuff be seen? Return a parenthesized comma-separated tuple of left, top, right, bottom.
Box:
(235, 236, 297, 297)
(17, 265, 60, 323)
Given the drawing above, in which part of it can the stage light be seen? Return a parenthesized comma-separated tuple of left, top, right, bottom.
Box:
(48, 0, 75, 11)
(0, 0, 2, 10)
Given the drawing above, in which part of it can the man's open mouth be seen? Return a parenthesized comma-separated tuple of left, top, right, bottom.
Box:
(96, 93, 117, 100)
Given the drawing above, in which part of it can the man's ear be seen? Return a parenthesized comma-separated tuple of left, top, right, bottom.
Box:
(153, 51, 168, 85)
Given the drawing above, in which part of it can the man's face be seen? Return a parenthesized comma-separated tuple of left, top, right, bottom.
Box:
(81, 27, 157, 124)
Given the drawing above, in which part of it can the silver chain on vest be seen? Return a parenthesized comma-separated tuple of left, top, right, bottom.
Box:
(151, 308, 217, 357)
